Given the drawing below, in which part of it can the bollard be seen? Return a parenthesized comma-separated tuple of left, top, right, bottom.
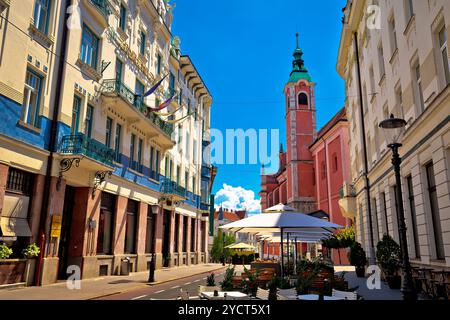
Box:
(148, 254, 156, 283)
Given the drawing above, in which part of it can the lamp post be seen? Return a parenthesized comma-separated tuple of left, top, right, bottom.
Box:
(379, 114, 417, 301)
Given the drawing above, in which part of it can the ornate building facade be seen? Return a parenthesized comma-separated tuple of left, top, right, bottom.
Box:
(0, 0, 214, 286)
(338, 0, 450, 267)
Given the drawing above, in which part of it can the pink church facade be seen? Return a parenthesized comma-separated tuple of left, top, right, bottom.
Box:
(259, 37, 353, 265)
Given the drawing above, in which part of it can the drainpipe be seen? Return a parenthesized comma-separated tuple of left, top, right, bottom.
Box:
(353, 33, 375, 264)
(35, 0, 71, 286)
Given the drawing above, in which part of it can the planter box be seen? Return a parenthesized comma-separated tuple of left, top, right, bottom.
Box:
(0, 259, 26, 285)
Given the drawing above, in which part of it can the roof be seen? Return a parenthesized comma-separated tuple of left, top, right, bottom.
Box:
(311, 107, 347, 147)
(288, 71, 312, 83)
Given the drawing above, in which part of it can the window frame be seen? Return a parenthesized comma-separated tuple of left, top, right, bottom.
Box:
(85, 104, 94, 138)
(438, 25, 450, 86)
(33, 0, 52, 35)
(114, 122, 122, 163)
(71, 95, 82, 134)
(105, 117, 113, 148)
(119, 4, 127, 31)
(22, 69, 43, 128)
(80, 24, 100, 70)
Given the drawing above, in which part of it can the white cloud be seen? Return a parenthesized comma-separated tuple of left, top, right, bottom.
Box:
(214, 184, 261, 213)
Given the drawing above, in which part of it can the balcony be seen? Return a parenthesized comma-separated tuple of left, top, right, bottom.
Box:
(58, 134, 115, 168)
(338, 183, 357, 220)
(101, 79, 175, 146)
(201, 165, 211, 179)
(160, 177, 187, 200)
(83, 0, 110, 28)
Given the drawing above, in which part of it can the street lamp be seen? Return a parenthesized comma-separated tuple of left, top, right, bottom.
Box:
(379, 114, 417, 301)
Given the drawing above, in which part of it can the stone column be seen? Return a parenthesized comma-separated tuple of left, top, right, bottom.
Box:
(0, 162, 9, 217)
(186, 216, 192, 265)
(29, 174, 45, 244)
(169, 210, 175, 267)
(112, 195, 127, 275)
(154, 205, 164, 269)
(178, 214, 184, 265)
(40, 176, 66, 285)
(204, 219, 209, 262)
(136, 202, 148, 272)
(69, 187, 101, 279)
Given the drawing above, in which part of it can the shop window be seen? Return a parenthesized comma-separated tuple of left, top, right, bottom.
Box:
(97, 192, 116, 255)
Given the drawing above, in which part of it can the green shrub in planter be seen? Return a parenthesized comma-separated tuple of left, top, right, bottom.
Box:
(267, 277, 281, 301)
(22, 243, 40, 259)
(0, 244, 13, 259)
(220, 266, 235, 291)
(206, 273, 216, 286)
(376, 235, 401, 289)
(348, 242, 367, 277)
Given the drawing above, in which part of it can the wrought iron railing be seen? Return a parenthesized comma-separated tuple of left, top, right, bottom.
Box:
(160, 177, 186, 198)
(59, 134, 115, 167)
(89, 0, 110, 18)
(102, 79, 174, 138)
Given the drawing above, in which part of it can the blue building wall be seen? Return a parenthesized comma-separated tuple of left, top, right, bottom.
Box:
(0, 94, 200, 209)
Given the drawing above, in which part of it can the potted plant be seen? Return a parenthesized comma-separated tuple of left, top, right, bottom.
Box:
(376, 235, 401, 289)
(22, 243, 40, 286)
(241, 267, 259, 297)
(220, 266, 235, 291)
(348, 242, 367, 278)
(0, 243, 13, 259)
(22, 243, 40, 259)
(267, 277, 280, 301)
(206, 272, 216, 286)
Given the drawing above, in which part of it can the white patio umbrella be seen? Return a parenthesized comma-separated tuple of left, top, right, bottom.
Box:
(220, 211, 343, 277)
(263, 203, 297, 213)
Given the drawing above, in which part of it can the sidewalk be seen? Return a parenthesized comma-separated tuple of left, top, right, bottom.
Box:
(342, 271, 402, 300)
(0, 263, 225, 300)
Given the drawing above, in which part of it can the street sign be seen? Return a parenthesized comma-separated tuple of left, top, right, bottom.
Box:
(50, 214, 62, 238)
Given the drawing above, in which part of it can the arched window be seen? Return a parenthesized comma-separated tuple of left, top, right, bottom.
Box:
(298, 92, 308, 106)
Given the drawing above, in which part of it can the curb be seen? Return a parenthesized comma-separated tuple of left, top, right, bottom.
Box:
(86, 266, 227, 300)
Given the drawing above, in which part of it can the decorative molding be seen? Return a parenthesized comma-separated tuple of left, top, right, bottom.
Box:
(76, 58, 103, 82)
(28, 23, 55, 48)
(57, 157, 82, 190)
(92, 170, 113, 198)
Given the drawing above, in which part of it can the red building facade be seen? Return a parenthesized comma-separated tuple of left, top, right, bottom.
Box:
(259, 37, 352, 264)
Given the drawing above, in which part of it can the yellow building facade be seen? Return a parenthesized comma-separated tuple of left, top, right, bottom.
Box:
(0, 0, 213, 286)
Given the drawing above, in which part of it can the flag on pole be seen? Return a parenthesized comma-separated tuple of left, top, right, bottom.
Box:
(147, 94, 176, 112)
(155, 106, 182, 117)
(141, 74, 168, 98)
(165, 112, 195, 124)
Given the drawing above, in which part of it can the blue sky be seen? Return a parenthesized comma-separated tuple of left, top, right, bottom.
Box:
(172, 0, 346, 212)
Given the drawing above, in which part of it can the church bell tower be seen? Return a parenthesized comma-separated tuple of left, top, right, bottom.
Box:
(284, 34, 317, 212)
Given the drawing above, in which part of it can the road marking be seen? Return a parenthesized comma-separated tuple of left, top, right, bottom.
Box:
(131, 295, 147, 300)
(185, 282, 192, 285)
(202, 277, 207, 280)
(155, 290, 165, 294)
(194, 279, 200, 282)
(171, 285, 180, 289)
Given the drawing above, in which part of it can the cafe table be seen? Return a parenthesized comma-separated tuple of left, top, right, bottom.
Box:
(200, 291, 250, 300)
(297, 294, 344, 301)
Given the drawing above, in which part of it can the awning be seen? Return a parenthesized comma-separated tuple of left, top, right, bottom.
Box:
(0, 217, 32, 237)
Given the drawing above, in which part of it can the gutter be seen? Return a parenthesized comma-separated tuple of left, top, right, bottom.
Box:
(35, 0, 71, 286)
(353, 33, 375, 264)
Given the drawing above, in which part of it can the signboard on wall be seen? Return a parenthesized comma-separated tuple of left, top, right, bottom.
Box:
(50, 215, 62, 238)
